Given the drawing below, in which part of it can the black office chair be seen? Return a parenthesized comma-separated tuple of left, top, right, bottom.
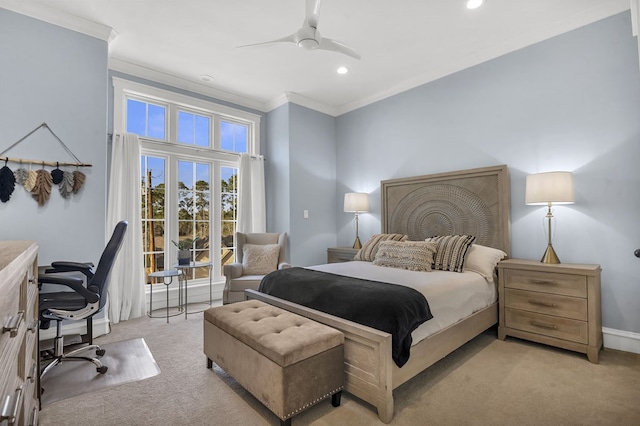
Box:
(39, 220, 128, 377)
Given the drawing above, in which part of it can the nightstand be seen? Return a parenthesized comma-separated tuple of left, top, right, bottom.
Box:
(327, 247, 359, 263)
(497, 259, 602, 363)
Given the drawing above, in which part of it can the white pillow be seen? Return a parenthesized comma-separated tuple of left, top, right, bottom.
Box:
(463, 244, 507, 282)
(373, 241, 437, 272)
(242, 244, 280, 275)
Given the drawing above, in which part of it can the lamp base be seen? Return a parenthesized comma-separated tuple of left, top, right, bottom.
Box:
(540, 244, 561, 264)
(352, 236, 362, 250)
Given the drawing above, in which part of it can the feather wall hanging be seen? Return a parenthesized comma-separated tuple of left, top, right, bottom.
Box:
(0, 122, 92, 206)
(0, 160, 16, 202)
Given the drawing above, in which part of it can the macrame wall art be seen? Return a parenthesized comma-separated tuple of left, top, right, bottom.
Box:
(0, 122, 92, 206)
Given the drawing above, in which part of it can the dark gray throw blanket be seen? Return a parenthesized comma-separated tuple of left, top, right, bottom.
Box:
(258, 267, 433, 367)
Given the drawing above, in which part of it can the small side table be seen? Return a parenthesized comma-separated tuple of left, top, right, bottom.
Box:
(148, 269, 183, 323)
(173, 261, 213, 318)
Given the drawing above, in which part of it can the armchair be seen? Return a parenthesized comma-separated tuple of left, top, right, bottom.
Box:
(39, 220, 127, 377)
(223, 232, 290, 304)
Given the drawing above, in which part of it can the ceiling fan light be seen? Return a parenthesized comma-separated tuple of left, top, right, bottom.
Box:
(466, 0, 484, 9)
(337, 66, 349, 74)
(298, 38, 319, 50)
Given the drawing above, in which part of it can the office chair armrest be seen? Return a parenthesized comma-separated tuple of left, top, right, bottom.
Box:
(223, 262, 243, 278)
(38, 273, 100, 304)
(48, 261, 95, 278)
(278, 262, 291, 270)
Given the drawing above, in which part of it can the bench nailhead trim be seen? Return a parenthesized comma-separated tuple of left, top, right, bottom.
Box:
(253, 385, 345, 420)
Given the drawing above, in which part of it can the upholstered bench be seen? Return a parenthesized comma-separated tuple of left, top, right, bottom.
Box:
(204, 300, 344, 426)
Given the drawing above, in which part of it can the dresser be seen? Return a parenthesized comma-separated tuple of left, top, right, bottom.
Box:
(327, 247, 359, 263)
(1, 241, 39, 426)
(497, 258, 602, 363)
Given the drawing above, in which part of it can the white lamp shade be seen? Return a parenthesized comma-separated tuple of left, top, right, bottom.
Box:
(344, 192, 369, 212)
(525, 172, 575, 205)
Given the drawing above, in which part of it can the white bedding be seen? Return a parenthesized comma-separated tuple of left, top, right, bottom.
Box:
(307, 261, 497, 346)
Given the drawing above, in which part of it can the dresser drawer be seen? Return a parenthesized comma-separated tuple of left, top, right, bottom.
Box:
(504, 269, 586, 298)
(505, 308, 588, 344)
(505, 288, 587, 321)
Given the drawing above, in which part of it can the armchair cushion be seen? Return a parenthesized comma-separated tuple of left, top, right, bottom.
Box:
(242, 243, 280, 275)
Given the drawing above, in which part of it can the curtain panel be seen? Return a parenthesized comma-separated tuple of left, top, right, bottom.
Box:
(106, 133, 146, 323)
(237, 153, 266, 233)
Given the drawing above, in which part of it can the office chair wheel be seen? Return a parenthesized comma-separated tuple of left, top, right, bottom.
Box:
(96, 348, 106, 356)
(97, 365, 108, 374)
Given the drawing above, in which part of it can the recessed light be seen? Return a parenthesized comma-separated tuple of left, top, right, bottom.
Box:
(466, 0, 484, 9)
(200, 74, 214, 82)
(337, 66, 349, 75)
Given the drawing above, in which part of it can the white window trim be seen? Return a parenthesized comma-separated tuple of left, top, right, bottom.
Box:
(113, 77, 257, 306)
(112, 77, 261, 153)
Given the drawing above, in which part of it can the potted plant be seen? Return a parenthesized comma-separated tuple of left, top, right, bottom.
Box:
(172, 238, 199, 265)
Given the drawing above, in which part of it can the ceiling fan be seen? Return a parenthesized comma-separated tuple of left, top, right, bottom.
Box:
(238, 0, 361, 60)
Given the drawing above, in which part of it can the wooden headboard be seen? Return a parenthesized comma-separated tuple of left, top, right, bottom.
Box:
(381, 165, 511, 256)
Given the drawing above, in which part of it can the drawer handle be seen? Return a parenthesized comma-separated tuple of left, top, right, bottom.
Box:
(530, 320, 558, 330)
(528, 299, 558, 308)
(27, 319, 39, 333)
(27, 362, 38, 383)
(531, 279, 558, 286)
(2, 311, 25, 338)
(0, 386, 23, 425)
(29, 406, 39, 426)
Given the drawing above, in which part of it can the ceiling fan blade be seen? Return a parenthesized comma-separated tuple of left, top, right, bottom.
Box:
(305, 0, 322, 28)
(237, 34, 296, 49)
(318, 37, 361, 60)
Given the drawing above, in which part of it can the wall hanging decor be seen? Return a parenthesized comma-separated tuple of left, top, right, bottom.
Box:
(0, 122, 92, 205)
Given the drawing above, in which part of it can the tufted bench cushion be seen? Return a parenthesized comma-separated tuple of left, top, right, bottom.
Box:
(204, 299, 344, 426)
(204, 299, 343, 367)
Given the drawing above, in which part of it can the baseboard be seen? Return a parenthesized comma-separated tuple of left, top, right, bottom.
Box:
(603, 327, 640, 354)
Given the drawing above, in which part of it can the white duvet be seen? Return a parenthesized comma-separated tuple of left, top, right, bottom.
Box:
(306, 261, 497, 346)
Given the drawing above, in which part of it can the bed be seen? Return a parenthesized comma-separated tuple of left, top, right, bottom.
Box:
(246, 164, 511, 423)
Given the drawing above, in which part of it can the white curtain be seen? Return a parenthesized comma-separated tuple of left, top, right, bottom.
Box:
(106, 133, 146, 324)
(237, 153, 266, 233)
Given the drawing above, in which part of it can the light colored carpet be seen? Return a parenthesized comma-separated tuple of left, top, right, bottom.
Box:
(38, 309, 640, 426)
(40, 338, 160, 405)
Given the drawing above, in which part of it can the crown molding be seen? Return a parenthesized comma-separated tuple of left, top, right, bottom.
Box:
(109, 58, 269, 113)
(0, 0, 118, 42)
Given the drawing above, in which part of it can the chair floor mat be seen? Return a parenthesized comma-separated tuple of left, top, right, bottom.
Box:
(40, 337, 160, 405)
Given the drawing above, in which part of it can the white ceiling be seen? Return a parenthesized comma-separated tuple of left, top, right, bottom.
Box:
(1, 0, 632, 115)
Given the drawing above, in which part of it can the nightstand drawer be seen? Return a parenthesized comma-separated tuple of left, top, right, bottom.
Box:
(504, 269, 587, 298)
(327, 247, 358, 263)
(505, 288, 587, 321)
(505, 309, 588, 344)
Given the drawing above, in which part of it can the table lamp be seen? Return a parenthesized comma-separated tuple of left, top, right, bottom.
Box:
(525, 171, 575, 264)
(344, 193, 369, 249)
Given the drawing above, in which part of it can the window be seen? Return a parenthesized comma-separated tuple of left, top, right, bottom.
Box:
(114, 78, 260, 286)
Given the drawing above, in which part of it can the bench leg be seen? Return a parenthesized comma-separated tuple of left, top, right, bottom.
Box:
(280, 418, 291, 426)
(207, 358, 213, 369)
(331, 391, 342, 407)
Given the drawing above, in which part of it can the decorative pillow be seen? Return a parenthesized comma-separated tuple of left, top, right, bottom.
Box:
(354, 233, 408, 262)
(373, 241, 437, 272)
(425, 235, 476, 273)
(464, 244, 507, 282)
(242, 244, 280, 275)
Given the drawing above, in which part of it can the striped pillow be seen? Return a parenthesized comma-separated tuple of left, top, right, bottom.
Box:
(425, 235, 476, 272)
(354, 233, 408, 261)
(373, 241, 437, 272)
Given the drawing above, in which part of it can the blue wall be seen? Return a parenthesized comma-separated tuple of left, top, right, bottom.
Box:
(334, 12, 640, 333)
(0, 8, 108, 265)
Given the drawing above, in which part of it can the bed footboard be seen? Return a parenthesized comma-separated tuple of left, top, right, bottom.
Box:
(245, 289, 395, 423)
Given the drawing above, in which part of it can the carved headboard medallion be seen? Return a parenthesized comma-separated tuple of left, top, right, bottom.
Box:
(382, 165, 511, 255)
